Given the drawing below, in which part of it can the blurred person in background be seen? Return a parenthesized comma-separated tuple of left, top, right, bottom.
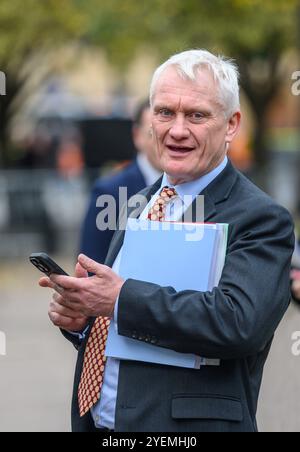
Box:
(18, 123, 55, 169)
(79, 100, 162, 264)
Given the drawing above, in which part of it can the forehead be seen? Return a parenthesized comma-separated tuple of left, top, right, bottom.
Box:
(153, 66, 220, 109)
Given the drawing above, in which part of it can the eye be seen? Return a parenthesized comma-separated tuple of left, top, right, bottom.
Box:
(188, 112, 206, 122)
(158, 108, 173, 119)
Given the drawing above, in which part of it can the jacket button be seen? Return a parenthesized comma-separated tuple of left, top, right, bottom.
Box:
(132, 331, 138, 339)
(138, 334, 145, 341)
(150, 336, 158, 344)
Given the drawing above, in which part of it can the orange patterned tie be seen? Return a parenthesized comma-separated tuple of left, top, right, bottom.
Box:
(78, 316, 110, 417)
(148, 186, 178, 221)
(78, 186, 179, 417)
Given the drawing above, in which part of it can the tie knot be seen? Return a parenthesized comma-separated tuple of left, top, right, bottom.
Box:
(159, 186, 178, 200)
(147, 186, 179, 222)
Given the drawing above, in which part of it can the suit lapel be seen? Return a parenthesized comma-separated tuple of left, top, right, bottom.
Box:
(179, 160, 238, 223)
(181, 190, 216, 223)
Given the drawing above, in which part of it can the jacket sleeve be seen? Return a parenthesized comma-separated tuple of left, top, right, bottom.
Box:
(60, 322, 92, 350)
(60, 329, 83, 350)
(117, 203, 295, 360)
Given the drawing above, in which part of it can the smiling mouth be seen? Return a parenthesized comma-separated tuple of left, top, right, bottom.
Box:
(166, 145, 194, 154)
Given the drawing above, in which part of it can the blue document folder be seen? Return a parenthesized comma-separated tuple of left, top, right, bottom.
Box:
(105, 219, 228, 369)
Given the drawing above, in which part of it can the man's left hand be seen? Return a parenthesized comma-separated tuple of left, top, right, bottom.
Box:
(39, 254, 125, 318)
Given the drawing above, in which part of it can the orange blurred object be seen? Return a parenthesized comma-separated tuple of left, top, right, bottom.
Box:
(228, 129, 253, 172)
(56, 142, 85, 178)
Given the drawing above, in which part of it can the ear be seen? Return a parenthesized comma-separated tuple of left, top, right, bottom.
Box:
(225, 111, 241, 145)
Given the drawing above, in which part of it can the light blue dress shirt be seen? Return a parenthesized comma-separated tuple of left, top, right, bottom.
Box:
(91, 156, 228, 429)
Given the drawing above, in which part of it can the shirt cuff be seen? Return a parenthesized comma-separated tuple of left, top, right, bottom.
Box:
(68, 298, 119, 339)
(67, 325, 89, 341)
(113, 297, 119, 333)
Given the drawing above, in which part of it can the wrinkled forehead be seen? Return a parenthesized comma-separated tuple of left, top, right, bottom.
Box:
(152, 65, 221, 108)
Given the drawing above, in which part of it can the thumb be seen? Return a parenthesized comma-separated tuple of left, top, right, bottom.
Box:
(75, 262, 88, 278)
(78, 254, 102, 277)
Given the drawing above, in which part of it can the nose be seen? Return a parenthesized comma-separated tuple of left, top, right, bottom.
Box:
(169, 115, 190, 140)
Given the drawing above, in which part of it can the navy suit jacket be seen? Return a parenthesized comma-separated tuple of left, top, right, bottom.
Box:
(68, 160, 294, 432)
(80, 159, 146, 264)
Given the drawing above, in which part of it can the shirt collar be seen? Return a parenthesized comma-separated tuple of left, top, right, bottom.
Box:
(160, 156, 228, 206)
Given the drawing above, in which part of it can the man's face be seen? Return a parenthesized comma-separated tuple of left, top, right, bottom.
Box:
(151, 66, 240, 184)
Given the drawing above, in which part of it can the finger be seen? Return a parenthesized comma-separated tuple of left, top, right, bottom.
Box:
(53, 292, 74, 305)
(50, 297, 84, 319)
(75, 262, 88, 279)
(52, 290, 81, 308)
(49, 311, 86, 330)
(39, 277, 67, 299)
(54, 285, 83, 304)
(53, 292, 67, 305)
(78, 254, 106, 277)
(39, 277, 55, 289)
(58, 295, 82, 310)
(51, 284, 78, 301)
(51, 283, 64, 296)
(49, 274, 82, 290)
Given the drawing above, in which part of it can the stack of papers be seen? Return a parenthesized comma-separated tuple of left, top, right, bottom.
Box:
(105, 219, 228, 369)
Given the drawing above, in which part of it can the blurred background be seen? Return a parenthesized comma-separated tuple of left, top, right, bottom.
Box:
(0, 0, 300, 432)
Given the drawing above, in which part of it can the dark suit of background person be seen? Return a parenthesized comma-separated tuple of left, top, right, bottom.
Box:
(80, 101, 162, 264)
(67, 160, 294, 432)
(80, 160, 145, 264)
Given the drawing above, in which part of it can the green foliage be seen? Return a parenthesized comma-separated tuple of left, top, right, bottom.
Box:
(73, 0, 298, 162)
(0, 0, 297, 76)
(76, 0, 299, 65)
(0, 0, 84, 69)
(0, 0, 298, 164)
(0, 0, 297, 73)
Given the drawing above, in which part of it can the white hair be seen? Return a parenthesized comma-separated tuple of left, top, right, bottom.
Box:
(150, 49, 240, 117)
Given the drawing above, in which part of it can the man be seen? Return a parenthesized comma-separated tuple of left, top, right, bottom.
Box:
(80, 100, 162, 264)
(39, 50, 294, 432)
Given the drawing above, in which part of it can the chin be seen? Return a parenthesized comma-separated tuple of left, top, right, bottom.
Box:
(165, 160, 190, 175)
(164, 166, 184, 179)
(164, 168, 193, 185)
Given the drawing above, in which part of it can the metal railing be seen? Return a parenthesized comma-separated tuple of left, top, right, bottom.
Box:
(0, 170, 90, 258)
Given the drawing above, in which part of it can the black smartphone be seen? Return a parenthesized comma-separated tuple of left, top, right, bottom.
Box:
(29, 253, 69, 276)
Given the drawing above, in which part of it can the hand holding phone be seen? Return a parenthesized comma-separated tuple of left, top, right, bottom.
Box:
(32, 253, 90, 332)
(33, 252, 124, 321)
